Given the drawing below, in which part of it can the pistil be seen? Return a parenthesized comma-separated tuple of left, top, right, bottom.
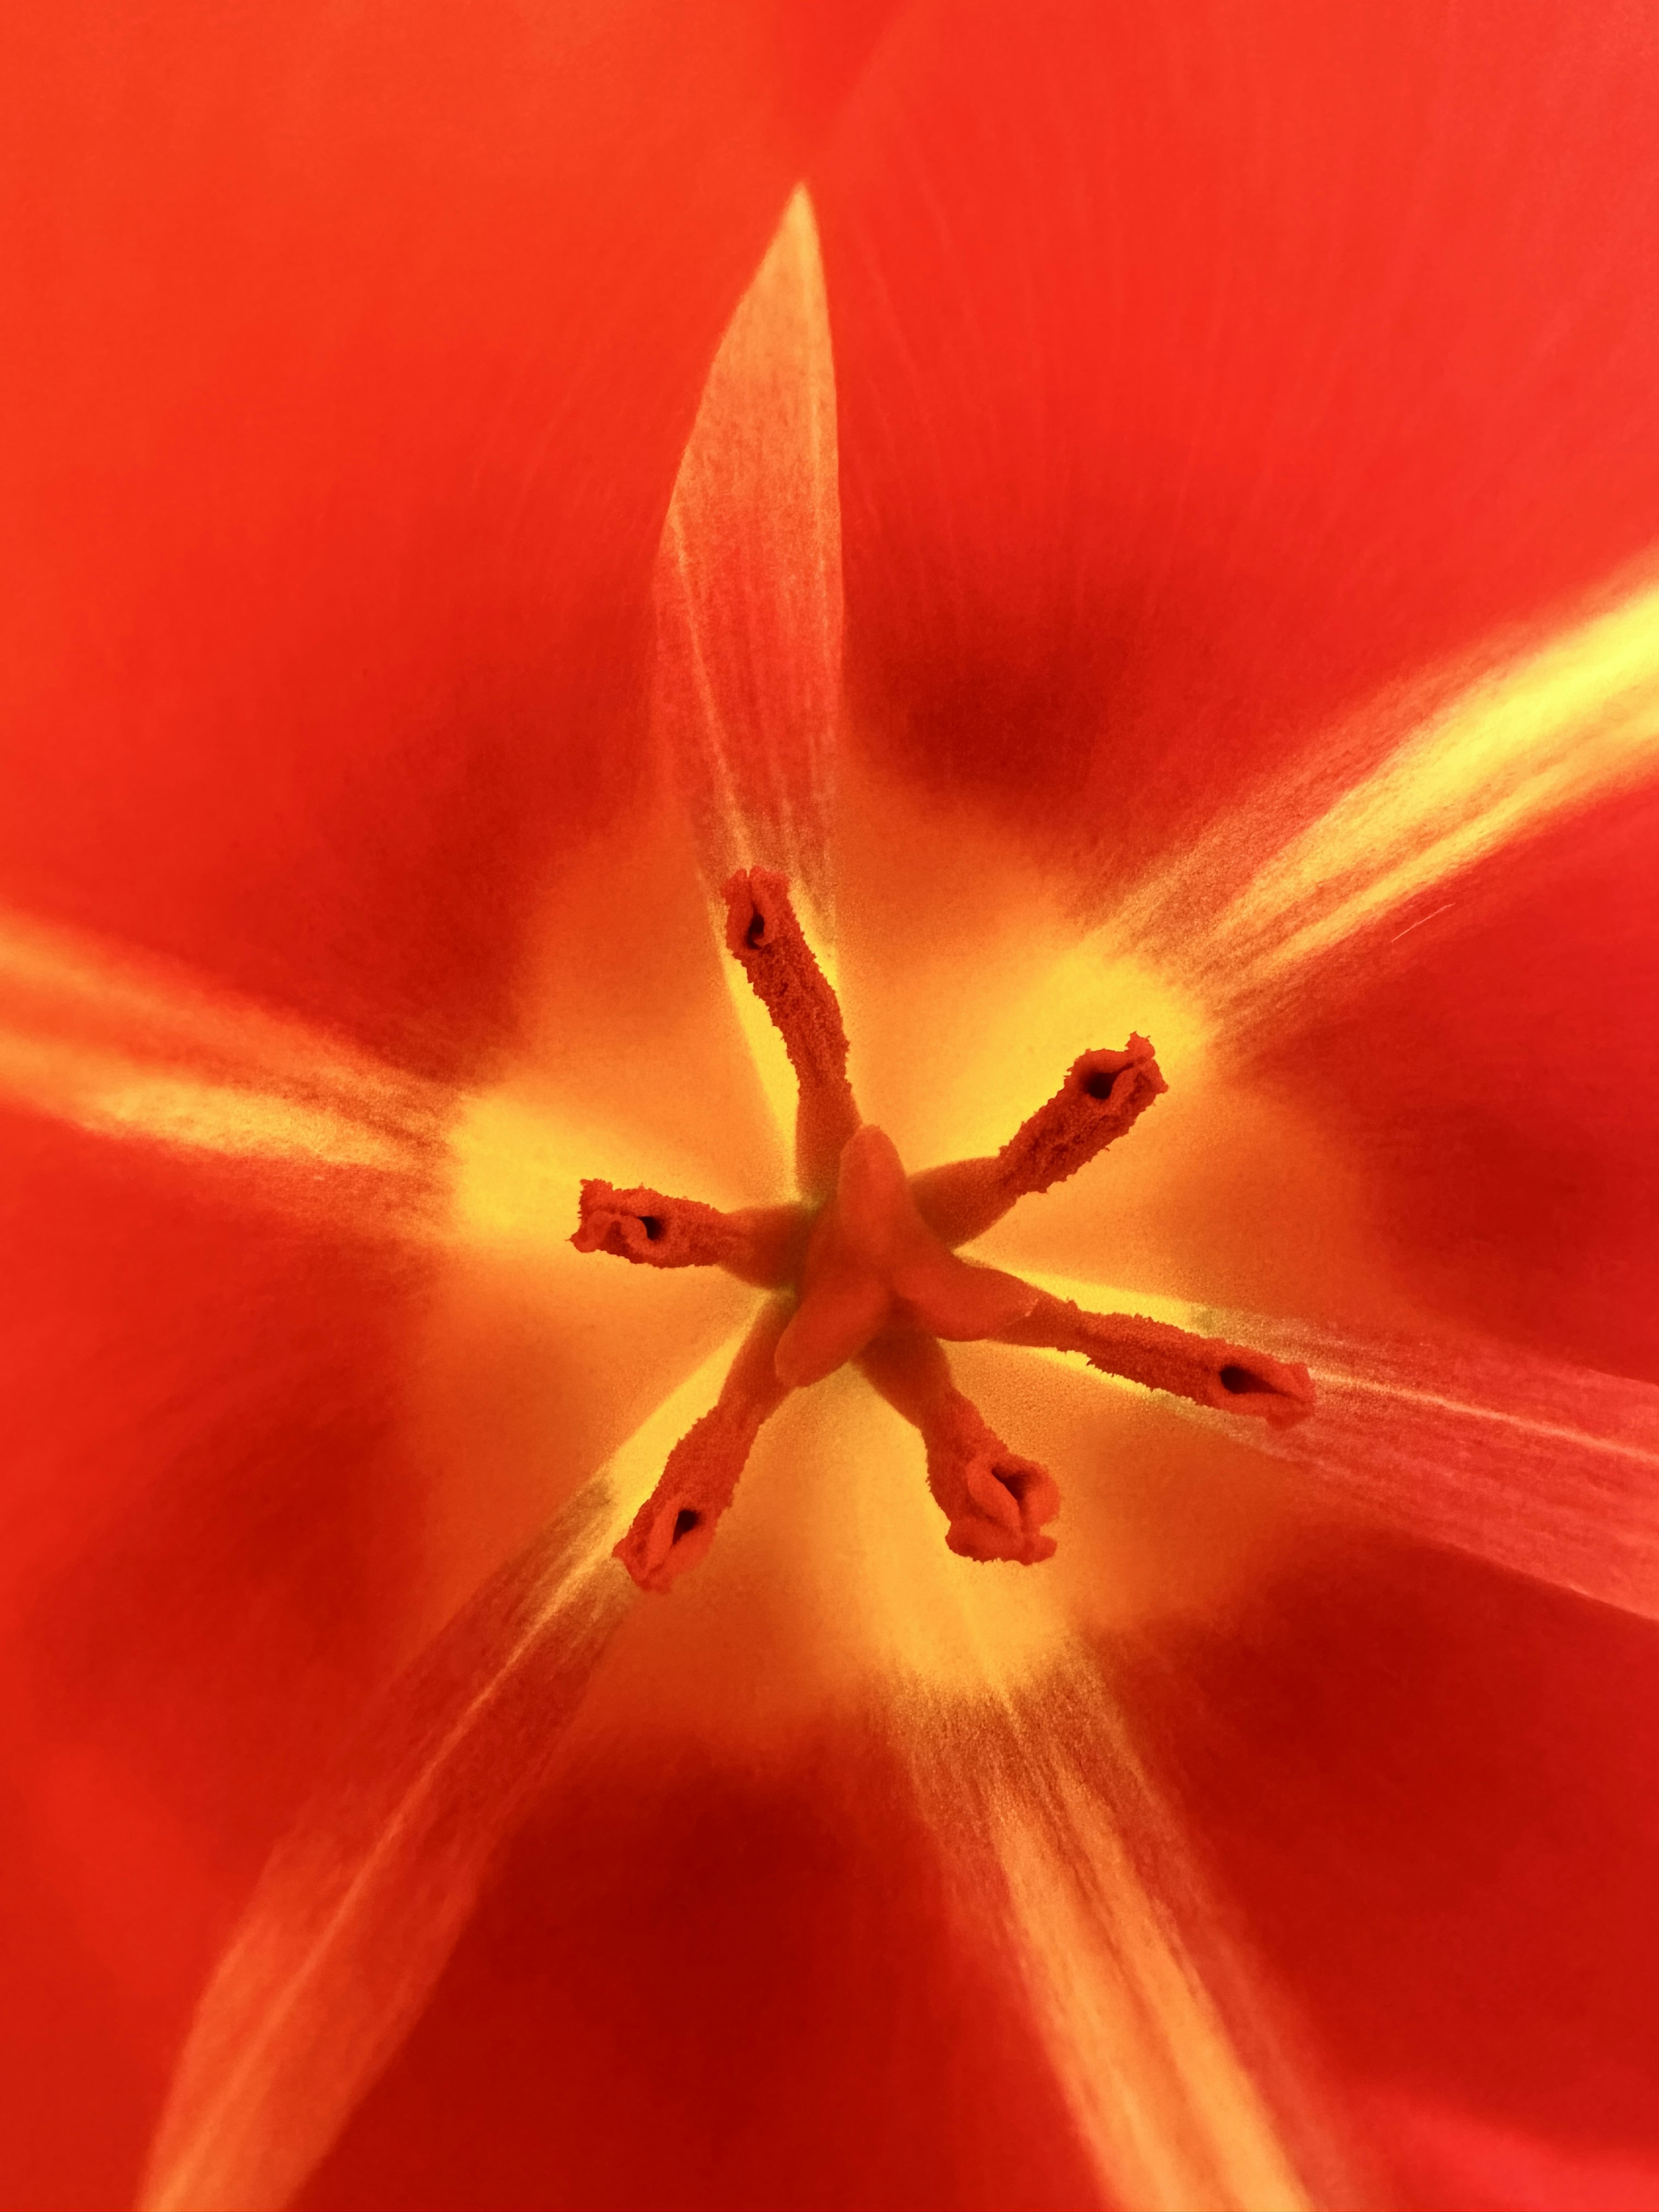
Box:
(576, 869, 1314, 1592)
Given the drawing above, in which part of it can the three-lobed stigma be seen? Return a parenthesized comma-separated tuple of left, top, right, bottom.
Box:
(573, 867, 1315, 1594)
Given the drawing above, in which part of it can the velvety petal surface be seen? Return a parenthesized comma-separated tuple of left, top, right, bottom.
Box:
(803, 5, 1659, 2195)
(1124, 1533, 1659, 2208)
(12, 4, 1659, 2209)
(0, 8, 899, 2208)
(821, 0, 1659, 867)
(814, 0, 1659, 1371)
(3, 0, 887, 1072)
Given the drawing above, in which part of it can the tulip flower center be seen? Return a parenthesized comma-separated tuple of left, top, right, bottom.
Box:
(574, 867, 1315, 1594)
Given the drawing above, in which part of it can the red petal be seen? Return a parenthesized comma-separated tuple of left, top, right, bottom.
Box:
(0, 10, 902, 2206)
(820, 0, 1659, 872)
(1264, 778, 1659, 1379)
(296, 1733, 1103, 2212)
(2, 0, 893, 1077)
(1125, 1531, 1659, 2191)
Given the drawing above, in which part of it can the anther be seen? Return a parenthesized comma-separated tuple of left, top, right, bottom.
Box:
(998, 1294, 1315, 1426)
(908, 1035, 1167, 1247)
(572, 1179, 808, 1287)
(613, 1297, 794, 1594)
(721, 867, 859, 1197)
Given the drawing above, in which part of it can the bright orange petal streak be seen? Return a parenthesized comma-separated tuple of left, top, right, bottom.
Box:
(0, 903, 441, 1180)
(900, 1688, 1357, 2212)
(138, 1345, 742, 2212)
(655, 185, 842, 933)
(1024, 1272, 1659, 1620)
(1102, 569, 1659, 1039)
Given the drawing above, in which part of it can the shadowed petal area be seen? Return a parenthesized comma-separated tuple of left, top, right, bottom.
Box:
(819, 0, 1659, 875)
(1253, 776, 1659, 1382)
(890, 1671, 1374, 2212)
(0, 1114, 442, 2212)
(1124, 1537, 1659, 2200)
(1369, 2096, 1659, 2212)
(296, 1725, 1106, 2212)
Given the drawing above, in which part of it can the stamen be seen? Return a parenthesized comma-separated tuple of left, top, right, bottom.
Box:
(998, 1292, 1316, 1427)
(721, 866, 860, 1197)
(909, 1036, 1167, 1246)
(571, 1179, 807, 1287)
(859, 1328, 1059, 1564)
(613, 1298, 795, 1593)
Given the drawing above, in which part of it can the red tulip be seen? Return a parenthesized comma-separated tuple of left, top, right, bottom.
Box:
(5, 6, 1659, 2211)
